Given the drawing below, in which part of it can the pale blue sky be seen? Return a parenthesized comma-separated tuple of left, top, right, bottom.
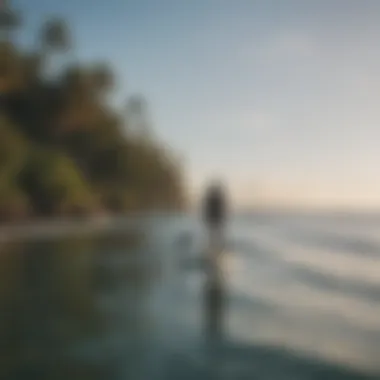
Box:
(14, 0, 380, 208)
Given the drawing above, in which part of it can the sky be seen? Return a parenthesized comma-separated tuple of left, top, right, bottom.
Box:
(13, 0, 380, 209)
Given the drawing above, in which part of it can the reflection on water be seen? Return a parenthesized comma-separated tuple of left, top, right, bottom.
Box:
(0, 229, 159, 380)
(1, 216, 379, 379)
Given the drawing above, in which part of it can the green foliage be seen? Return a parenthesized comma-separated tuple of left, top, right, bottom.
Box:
(0, 42, 24, 92)
(20, 149, 98, 216)
(0, 116, 31, 221)
(40, 17, 71, 52)
(0, 3, 21, 34)
(0, 182, 30, 221)
(90, 62, 114, 94)
(0, 7, 186, 222)
(0, 115, 28, 180)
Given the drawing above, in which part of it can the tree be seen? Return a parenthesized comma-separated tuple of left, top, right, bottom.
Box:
(22, 52, 44, 84)
(0, 1, 21, 41)
(40, 17, 71, 53)
(19, 149, 98, 216)
(0, 41, 24, 92)
(39, 17, 71, 78)
(0, 10, 186, 222)
(0, 182, 30, 221)
(0, 114, 28, 182)
(91, 63, 114, 95)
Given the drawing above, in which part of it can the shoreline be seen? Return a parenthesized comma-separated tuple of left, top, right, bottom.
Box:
(0, 211, 187, 243)
(0, 214, 147, 243)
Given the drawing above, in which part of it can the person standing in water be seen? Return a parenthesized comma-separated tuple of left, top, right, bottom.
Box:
(202, 180, 227, 250)
(201, 180, 228, 342)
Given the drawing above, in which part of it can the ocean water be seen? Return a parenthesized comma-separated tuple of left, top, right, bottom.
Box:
(154, 212, 380, 378)
(1, 212, 380, 379)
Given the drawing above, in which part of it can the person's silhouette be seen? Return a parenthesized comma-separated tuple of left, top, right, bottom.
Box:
(201, 180, 228, 343)
(202, 181, 226, 227)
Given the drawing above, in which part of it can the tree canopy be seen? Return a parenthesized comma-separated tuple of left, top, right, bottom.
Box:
(0, 6, 186, 222)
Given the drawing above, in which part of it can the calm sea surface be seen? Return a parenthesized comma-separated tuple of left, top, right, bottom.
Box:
(1, 212, 380, 379)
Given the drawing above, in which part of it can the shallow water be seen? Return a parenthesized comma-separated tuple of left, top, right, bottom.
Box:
(1, 213, 380, 379)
